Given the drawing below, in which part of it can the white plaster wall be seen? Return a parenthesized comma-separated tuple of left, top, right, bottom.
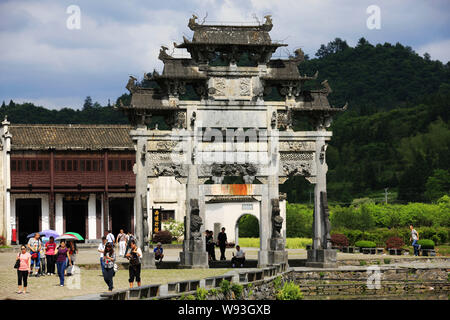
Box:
(149, 177, 186, 236)
(88, 193, 96, 240)
(10, 194, 15, 232)
(55, 194, 63, 235)
(40, 194, 49, 231)
(205, 201, 260, 243)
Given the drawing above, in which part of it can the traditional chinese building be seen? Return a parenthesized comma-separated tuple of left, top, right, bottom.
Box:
(0, 120, 283, 245)
(1, 123, 136, 244)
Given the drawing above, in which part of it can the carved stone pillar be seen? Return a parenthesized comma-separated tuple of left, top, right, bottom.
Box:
(306, 135, 336, 268)
(179, 135, 208, 268)
(134, 134, 155, 269)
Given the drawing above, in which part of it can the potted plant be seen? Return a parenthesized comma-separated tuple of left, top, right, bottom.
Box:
(386, 237, 405, 256)
(331, 233, 349, 252)
(417, 239, 435, 256)
(355, 240, 377, 254)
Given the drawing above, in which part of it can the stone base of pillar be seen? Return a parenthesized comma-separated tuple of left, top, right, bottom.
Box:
(179, 239, 209, 268)
(266, 237, 289, 266)
(141, 249, 156, 269)
(305, 249, 337, 268)
(268, 250, 289, 265)
(257, 250, 270, 268)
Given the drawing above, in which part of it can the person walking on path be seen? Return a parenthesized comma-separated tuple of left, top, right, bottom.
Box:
(55, 241, 71, 287)
(16, 245, 31, 294)
(116, 229, 127, 257)
(106, 230, 115, 246)
(39, 237, 46, 276)
(410, 225, 421, 256)
(27, 233, 41, 277)
(98, 236, 107, 274)
(217, 227, 228, 261)
(102, 243, 116, 291)
(126, 239, 142, 288)
(66, 241, 78, 276)
(45, 236, 57, 275)
(124, 232, 135, 257)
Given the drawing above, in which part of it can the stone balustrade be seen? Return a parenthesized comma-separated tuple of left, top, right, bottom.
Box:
(99, 263, 287, 300)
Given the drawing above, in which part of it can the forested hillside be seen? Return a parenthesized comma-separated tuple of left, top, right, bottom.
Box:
(2, 38, 449, 204)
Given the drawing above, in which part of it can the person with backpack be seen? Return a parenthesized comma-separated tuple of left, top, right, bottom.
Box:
(126, 239, 142, 288)
(27, 233, 41, 277)
(102, 242, 116, 291)
(16, 245, 31, 294)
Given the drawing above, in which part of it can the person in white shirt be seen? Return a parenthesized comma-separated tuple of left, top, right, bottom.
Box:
(410, 225, 420, 256)
(231, 245, 245, 268)
(106, 230, 115, 246)
(98, 236, 107, 273)
(116, 229, 127, 257)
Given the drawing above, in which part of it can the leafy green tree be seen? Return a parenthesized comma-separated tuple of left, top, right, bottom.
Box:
(425, 169, 450, 202)
(82, 96, 93, 110)
(238, 215, 259, 238)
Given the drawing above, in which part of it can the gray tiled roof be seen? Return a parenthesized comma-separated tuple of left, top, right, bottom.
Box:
(9, 124, 134, 150)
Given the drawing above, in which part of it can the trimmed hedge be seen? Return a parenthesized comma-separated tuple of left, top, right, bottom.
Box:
(287, 198, 450, 240)
(332, 227, 449, 246)
(417, 239, 435, 249)
(355, 240, 376, 248)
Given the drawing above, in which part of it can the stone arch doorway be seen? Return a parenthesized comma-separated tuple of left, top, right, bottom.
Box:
(205, 198, 260, 245)
(235, 213, 259, 247)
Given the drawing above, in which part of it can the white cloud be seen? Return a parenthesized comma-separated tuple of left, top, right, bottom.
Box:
(0, 0, 449, 109)
(417, 39, 450, 63)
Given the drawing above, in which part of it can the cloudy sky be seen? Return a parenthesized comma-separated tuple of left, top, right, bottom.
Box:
(1, 0, 449, 109)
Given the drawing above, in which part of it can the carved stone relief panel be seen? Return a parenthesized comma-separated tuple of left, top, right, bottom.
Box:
(210, 77, 252, 99)
(280, 152, 314, 161)
(148, 141, 180, 152)
(279, 141, 316, 152)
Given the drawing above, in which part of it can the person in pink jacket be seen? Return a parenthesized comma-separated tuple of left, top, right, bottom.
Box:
(16, 245, 31, 294)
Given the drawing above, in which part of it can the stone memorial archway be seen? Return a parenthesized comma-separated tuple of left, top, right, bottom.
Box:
(120, 15, 346, 268)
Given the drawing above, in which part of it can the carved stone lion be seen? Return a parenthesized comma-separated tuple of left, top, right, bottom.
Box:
(189, 199, 202, 240)
(271, 199, 283, 238)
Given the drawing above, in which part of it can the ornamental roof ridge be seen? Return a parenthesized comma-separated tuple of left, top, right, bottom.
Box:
(9, 124, 133, 128)
(187, 14, 273, 31)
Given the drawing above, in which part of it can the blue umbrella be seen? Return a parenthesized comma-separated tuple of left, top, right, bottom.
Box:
(27, 232, 44, 239)
(26, 230, 60, 239)
(40, 230, 60, 239)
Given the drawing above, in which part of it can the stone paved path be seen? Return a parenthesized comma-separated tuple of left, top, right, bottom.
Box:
(1, 247, 447, 300)
(0, 248, 229, 300)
